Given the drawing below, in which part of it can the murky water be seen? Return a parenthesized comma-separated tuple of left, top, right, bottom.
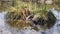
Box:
(0, 9, 60, 34)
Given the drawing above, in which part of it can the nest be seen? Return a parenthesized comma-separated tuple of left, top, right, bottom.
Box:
(5, 8, 56, 31)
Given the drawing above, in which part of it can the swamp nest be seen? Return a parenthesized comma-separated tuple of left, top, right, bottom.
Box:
(5, 8, 56, 31)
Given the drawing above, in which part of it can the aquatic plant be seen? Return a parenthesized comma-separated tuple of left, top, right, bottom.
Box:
(4, 0, 57, 31)
(5, 7, 56, 31)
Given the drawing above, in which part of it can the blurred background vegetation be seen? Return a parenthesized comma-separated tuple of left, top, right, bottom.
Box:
(0, 0, 60, 12)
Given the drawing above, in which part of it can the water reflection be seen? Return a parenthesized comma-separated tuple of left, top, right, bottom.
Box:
(0, 12, 12, 34)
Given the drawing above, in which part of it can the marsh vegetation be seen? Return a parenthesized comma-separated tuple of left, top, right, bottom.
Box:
(0, 0, 59, 31)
